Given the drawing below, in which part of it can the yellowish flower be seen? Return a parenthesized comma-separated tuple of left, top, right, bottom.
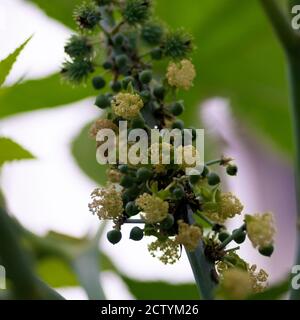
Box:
(148, 238, 180, 264)
(245, 213, 275, 250)
(204, 192, 243, 223)
(220, 268, 252, 300)
(112, 92, 144, 119)
(136, 193, 169, 223)
(175, 220, 202, 251)
(249, 264, 268, 293)
(166, 59, 196, 90)
(89, 119, 118, 139)
(88, 186, 123, 220)
(106, 168, 122, 183)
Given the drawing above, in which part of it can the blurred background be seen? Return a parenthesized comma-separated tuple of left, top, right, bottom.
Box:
(0, 0, 297, 299)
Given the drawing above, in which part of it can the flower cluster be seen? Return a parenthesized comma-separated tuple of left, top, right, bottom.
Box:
(64, 0, 276, 299)
(175, 220, 202, 251)
(167, 59, 196, 90)
(245, 213, 275, 253)
(88, 186, 123, 220)
(112, 93, 144, 119)
(136, 193, 169, 223)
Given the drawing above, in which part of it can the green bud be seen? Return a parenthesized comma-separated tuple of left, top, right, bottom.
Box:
(120, 175, 136, 188)
(114, 33, 125, 46)
(141, 23, 164, 45)
(153, 86, 165, 100)
(107, 230, 122, 244)
(136, 167, 152, 182)
(118, 164, 129, 174)
(122, 76, 134, 89)
(233, 229, 246, 244)
(61, 59, 94, 84)
(207, 172, 220, 186)
(160, 214, 174, 230)
(139, 70, 152, 84)
(189, 174, 200, 185)
(131, 117, 145, 129)
(150, 48, 163, 60)
(218, 231, 230, 242)
(74, 2, 101, 30)
(95, 94, 111, 109)
(172, 120, 184, 130)
(163, 29, 193, 59)
(116, 54, 128, 68)
(173, 186, 185, 200)
(226, 164, 238, 176)
(259, 245, 274, 257)
(125, 201, 140, 217)
(92, 76, 106, 90)
(170, 102, 184, 116)
(103, 61, 113, 70)
(65, 35, 92, 59)
(123, 0, 151, 25)
(130, 227, 144, 241)
(110, 80, 122, 92)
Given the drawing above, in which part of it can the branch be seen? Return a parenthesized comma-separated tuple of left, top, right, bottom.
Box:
(259, 0, 300, 53)
(185, 205, 217, 300)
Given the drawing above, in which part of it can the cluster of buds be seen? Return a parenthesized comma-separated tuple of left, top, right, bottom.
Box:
(63, 0, 276, 299)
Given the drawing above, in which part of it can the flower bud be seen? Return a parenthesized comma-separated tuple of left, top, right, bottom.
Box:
(107, 230, 122, 244)
(125, 201, 140, 217)
(95, 94, 111, 109)
(92, 76, 106, 90)
(207, 172, 220, 186)
(130, 227, 144, 241)
(139, 70, 152, 84)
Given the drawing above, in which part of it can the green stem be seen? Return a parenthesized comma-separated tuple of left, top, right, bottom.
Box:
(288, 55, 300, 300)
(259, 0, 300, 53)
(259, 0, 300, 300)
(185, 205, 217, 300)
(217, 224, 246, 250)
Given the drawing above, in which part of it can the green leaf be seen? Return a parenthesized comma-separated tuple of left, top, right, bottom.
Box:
(0, 74, 94, 119)
(0, 137, 35, 166)
(155, 0, 291, 155)
(72, 122, 107, 185)
(37, 257, 78, 288)
(72, 244, 106, 300)
(121, 276, 199, 300)
(28, 0, 82, 29)
(0, 37, 32, 87)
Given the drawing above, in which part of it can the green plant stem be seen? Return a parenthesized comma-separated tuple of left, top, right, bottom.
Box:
(185, 205, 217, 300)
(217, 224, 246, 250)
(288, 55, 300, 300)
(259, 0, 300, 300)
(259, 0, 300, 52)
(195, 211, 215, 228)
